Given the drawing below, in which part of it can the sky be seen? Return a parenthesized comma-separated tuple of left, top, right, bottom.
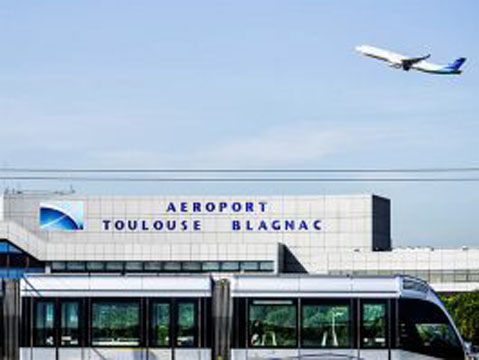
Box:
(0, 0, 478, 247)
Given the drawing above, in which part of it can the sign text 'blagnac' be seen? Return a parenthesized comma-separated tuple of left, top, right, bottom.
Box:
(101, 201, 322, 233)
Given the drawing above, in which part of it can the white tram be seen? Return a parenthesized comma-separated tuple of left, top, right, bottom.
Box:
(19, 274, 470, 360)
(230, 275, 467, 360)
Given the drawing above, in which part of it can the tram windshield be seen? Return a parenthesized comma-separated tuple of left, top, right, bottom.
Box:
(399, 299, 464, 359)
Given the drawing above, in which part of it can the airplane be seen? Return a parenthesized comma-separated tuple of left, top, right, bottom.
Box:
(355, 45, 466, 75)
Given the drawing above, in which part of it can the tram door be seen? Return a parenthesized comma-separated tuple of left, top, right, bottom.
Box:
(356, 299, 392, 360)
(298, 298, 355, 359)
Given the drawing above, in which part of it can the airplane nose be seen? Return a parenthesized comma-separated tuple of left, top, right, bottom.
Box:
(355, 45, 364, 52)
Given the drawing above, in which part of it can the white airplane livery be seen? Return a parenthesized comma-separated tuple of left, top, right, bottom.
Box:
(356, 45, 466, 75)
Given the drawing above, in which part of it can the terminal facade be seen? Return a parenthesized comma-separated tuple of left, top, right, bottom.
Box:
(0, 191, 477, 292)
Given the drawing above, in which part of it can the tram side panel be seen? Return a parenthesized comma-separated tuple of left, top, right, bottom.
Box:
(230, 296, 465, 360)
(20, 296, 212, 360)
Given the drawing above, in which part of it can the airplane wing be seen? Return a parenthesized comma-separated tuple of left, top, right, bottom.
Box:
(401, 54, 430, 70)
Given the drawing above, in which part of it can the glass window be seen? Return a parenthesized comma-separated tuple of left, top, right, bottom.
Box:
(241, 262, 259, 272)
(399, 299, 464, 360)
(0, 241, 8, 253)
(442, 271, 455, 283)
(67, 262, 85, 272)
(150, 302, 170, 347)
(125, 262, 143, 271)
(302, 301, 350, 348)
(86, 262, 105, 272)
(51, 261, 66, 271)
(202, 262, 220, 271)
(469, 271, 479, 282)
(259, 261, 274, 272)
(221, 262, 240, 271)
(454, 270, 468, 283)
(34, 301, 55, 346)
(61, 301, 80, 346)
(249, 300, 297, 348)
(91, 301, 140, 346)
(182, 262, 201, 272)
(429, 271, 443, 284)
(176, 301, 197, 347)
(105, 262, 124, 272)
(362, 302, 387, 348)
(164, 262, 181, 272)
(145, 262, 163, 271)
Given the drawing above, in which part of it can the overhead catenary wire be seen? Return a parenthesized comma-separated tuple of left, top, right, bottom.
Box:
(1, 167, 479, 173)
(1, 176, 479, 182)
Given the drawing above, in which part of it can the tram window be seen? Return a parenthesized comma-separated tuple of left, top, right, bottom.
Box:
(34, 301, 55, 346)
(399, 299, 464, 359)
(61, 301, 80, 346)
(91, 301, 140, 346)
(361, 302, 387, 348)
(176, 301, 198, 347)
(302, 301, 350, 348)
(249, 300, 297, 348)
(151, 302, 170, 347)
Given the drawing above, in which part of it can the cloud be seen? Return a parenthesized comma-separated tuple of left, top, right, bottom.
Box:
(86, 121, 355, 169)
(188, 122, 354, 167)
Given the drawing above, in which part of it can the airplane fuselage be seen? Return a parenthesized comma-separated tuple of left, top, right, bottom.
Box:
(356, 45, 463, 75)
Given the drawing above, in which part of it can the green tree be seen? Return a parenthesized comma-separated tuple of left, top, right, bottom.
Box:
(441, 291, 479, 345)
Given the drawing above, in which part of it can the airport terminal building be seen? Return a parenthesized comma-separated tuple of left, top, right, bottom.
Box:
(0, 190, 478, 292)
(0, 191, 478, 359)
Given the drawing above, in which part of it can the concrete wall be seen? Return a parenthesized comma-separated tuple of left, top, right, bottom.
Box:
(1, 194, 380, 263)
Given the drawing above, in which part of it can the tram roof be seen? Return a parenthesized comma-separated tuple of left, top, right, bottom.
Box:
(229, 274, 431, 299)
(20, 274, 213, 298)
(19, 273, 433, 300)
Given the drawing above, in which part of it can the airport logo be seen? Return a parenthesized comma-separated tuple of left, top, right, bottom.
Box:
(39, 201, 84, 231)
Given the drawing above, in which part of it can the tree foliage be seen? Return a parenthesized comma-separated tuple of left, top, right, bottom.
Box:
(441, 291, 479, 345)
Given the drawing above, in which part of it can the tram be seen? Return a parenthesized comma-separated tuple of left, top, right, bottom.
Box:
(19, 274, 470, 360)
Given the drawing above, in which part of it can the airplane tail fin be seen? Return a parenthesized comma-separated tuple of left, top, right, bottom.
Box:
(445, 57, 466, 70)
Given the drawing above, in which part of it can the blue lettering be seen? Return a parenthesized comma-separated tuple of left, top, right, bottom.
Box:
(285, 220, 294, 231)
(153, 220, 163, 230)
(299, 220, 308, 230)
(205, 202, 215, 212)
(180, 202, 188, 212)
(166, 220, 176, 231)
(194, 220, 201, 231)
(231, 202, 242, 212)
(313, 220, 322, 231)
(127, 220, 138, 231)
(181, 220, 188, 231)
(103, 220, 111, 231)
(258, 220, 268, 231)
(232, 220, 240, 231)
(166, 202, 176, 213)
(271, 220, 281, 230)
(259, 202, 268, 212)
(114, 220, 125, 231)
(246, 220, 254, 231)
(219, 202, 228, 212)
(245, 202, 254, 212)
(193, 202, 201, 212)
(142, 220, 149, 231)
